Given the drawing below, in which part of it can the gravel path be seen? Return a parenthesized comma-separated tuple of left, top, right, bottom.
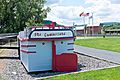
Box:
(0, 49, 118, 80)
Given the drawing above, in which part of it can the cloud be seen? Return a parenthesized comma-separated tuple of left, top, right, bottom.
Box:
(46, 5, 85, 25)
(95, 8, 112, 18)
(84, 0, 120, 24)
(45, 0, 120, 26)
(85, 0, 111, 12)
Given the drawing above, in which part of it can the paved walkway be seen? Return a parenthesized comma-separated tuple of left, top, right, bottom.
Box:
(76, 37, 102, 40)
(74, 45, 120, 64)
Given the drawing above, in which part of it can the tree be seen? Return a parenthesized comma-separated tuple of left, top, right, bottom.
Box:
(0, 0, 50, 33)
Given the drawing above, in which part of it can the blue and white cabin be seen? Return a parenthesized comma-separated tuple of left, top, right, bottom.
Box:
(18, 26, 77, 72)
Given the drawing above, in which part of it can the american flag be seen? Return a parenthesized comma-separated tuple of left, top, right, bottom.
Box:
(89, 16, 93, 19)
(79, 12, 89, 17)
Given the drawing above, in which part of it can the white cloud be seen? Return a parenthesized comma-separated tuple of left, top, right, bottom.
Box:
(84, 0, 120, 24)
(46, 5, 85, 26)
(45, 0, 120, 26)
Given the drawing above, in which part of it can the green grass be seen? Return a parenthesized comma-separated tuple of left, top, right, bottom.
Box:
(42, 66, 120, 80)
(75, 37, 120, 52)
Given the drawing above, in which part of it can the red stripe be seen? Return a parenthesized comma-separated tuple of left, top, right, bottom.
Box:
(21, 45, 36, 47)
(28, 38, 73, 41)
(17, 36, 28, 41)
(52, 41, 56, 71)
(18, 36, 73, 41)
(21, 50, 36, 54)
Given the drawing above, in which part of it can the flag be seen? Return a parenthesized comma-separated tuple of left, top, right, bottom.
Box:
(79, 12, 84, 16)
(89, 16, 93, 19)
(79, 12, 89, 17)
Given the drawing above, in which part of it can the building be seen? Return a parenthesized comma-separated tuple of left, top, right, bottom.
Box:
(100, 22, 120, 35)
(76, 25, 102, 36)
(105, 29, 120, 35)
(86, 26, 102, 35)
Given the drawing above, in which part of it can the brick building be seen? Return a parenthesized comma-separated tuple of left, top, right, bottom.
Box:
(86, 26, 102, 34)
(76, 26, 102, 36)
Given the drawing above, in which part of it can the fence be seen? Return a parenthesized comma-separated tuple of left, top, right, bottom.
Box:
(0, 33, 20, 59)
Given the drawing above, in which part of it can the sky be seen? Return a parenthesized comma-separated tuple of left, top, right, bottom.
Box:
(45, 0, 120, 26)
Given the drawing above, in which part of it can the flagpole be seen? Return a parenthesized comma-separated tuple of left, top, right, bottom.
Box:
(92, 13, 94, 36)
(88, 17, 90, 36)
(79, 12, 89, 37)
(83, 16, 86, 37)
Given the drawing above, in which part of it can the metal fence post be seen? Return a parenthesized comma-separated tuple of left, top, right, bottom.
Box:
(17, 38, 20, 59)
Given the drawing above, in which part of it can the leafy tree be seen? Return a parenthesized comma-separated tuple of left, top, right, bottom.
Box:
(0, 0, 50, 33)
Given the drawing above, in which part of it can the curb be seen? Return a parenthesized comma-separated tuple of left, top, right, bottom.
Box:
(35, 65, 120, 80)
(75, 52, 120, 65)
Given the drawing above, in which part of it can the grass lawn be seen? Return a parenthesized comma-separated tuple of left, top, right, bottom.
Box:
(75, 37, 120, 52)
(42, 66, 120, 80)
